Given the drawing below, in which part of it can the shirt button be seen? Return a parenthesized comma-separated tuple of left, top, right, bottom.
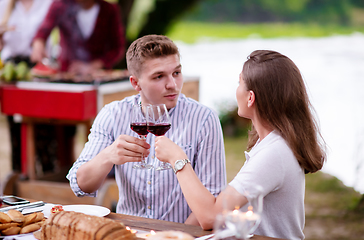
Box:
(148, 206, 151, 209)
(147, 181, 151, 185)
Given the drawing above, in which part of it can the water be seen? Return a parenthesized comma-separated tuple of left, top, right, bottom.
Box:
(177, 33, 364, 194)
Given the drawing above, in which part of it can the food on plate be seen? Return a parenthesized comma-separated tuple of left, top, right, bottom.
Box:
(0, 212, 12, 223)
(147, 231, 195, 240)
(49, 69, 129, 83)
(0, 210, 45, 236)
(2, 226, 21, 235)
(20, 222, 43, 234)
(31, 62, 58, 78)
(36, 211, 138, 240)
(7, 209, 25, 223)
(50, 205, 64, 214)
(0, 222, 19, 230)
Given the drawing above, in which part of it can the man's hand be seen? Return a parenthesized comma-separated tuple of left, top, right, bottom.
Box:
(30, 39, 47, 63)
(104, 134, 150, 165)
(76, 134, 150, 193)
(68, 60, 103, 76)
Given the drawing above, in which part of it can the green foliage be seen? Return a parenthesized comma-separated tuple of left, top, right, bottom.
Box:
(305, 172, 362, 211)
(182, 0, 355, 25)
(224, 135, 248, 182)
(218, 104, 251, 138)
(167, 21, 364, 43)
(260, 0, 310, 14)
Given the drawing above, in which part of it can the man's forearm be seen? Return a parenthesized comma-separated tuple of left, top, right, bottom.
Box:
(76, 148, 114, 194)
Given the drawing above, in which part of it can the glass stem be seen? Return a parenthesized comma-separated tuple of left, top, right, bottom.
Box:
(139, 135, 147, 165)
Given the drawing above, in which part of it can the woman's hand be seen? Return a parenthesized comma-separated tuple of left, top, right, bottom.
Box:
(155, 136, 188, 165)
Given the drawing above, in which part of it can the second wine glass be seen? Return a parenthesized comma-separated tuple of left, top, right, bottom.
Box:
(130, 104, 153, 169)
(146, 104, 172, 171)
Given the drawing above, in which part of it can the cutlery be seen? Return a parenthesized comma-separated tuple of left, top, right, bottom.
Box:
(195, 233, 214, 240)
(0, 201, 45, 213)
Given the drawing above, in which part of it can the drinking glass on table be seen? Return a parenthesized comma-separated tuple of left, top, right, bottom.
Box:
(214, 186, 263, 240)
(130, 104, 153, 169)
(146, 104, 172, 171)
(240, 186, 263, 235)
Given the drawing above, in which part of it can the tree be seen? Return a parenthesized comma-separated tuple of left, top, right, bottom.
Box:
(115, 0, 201, 67)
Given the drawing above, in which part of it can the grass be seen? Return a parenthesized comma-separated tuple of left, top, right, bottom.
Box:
(224, 135, 364, 239)
(167, 21, 364, 43)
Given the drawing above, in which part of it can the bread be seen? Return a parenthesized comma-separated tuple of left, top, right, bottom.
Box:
(0, 210, 45, 237)
(38, 211, 138, 240)
(0, 212, 12, 223)
(7, 209, 25, 223)
(20, 222, 42, 234)
(1, 226, 21, 236)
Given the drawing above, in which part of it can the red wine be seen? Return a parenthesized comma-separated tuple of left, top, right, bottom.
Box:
(130, 123, 148, 136)
(147, 123, 171, 136)
(0, 198, 3, 207)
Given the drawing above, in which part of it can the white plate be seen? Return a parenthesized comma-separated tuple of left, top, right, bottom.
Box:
(0, 232, 37, 239)
(42, 204, 110, 218)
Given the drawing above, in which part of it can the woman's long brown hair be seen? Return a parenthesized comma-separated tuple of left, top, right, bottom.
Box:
(243, 50, 326, 173)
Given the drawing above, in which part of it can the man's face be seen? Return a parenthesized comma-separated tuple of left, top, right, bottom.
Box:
(131, 54, 183, 110)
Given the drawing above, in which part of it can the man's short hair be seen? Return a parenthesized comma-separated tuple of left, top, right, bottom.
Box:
(126, 35, 180, 77)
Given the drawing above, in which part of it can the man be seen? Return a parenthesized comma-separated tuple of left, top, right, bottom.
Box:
(67, 35, 226, 225)
(31, 0, 125, 75)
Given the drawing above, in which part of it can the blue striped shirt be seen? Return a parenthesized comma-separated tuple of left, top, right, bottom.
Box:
(67, 94, 226, 223)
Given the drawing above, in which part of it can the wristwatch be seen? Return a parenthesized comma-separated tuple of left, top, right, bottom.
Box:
(173, 159, 191, 174)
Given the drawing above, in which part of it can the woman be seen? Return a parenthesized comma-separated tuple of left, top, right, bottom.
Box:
(155, 50, 326, 240)
(0, 0, 53, 65)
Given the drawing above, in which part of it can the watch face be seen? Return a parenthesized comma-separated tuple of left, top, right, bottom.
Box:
(175, 161, 184, 170)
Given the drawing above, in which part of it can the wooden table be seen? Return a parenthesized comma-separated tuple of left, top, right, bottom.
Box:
(106, 212, 284, 240)
(0, 200, 283, 240)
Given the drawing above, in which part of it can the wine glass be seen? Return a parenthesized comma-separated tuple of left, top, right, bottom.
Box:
(213, 186, 263, 240)
(239, 185, 264, 236)
(146, 104, 172, 171)
(130, 104, 153, 169)
(214, 210, 251, 240)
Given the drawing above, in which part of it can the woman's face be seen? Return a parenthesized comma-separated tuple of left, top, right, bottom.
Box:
(236, 72, 252, 118)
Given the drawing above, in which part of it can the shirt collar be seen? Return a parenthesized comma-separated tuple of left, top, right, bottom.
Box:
(244, 130, 280, 161)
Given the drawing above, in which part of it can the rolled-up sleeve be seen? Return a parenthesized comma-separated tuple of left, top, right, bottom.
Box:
(66, 105, 116, 197)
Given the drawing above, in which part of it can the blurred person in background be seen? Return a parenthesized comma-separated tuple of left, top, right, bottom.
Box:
(0, 0, 52, 66)
(31, 0, 126, 75)
(28, 0, 126, 175)
(0, 0, 53, 173)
